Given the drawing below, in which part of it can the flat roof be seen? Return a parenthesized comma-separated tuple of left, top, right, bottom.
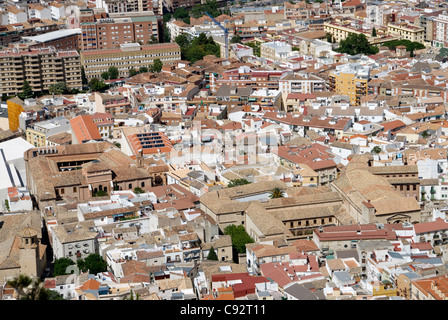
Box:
(23, 28, 81, 43)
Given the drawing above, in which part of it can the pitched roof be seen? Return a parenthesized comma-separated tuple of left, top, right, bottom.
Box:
(70, 114, 102, 143)
(414, 218, 448, 234)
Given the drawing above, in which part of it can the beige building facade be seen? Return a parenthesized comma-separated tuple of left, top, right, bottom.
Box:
(0, 47, 82, 96)
(80, 42, 181, 80)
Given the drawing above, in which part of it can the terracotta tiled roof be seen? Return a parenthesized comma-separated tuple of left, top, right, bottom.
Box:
(70, 115, 102, 142)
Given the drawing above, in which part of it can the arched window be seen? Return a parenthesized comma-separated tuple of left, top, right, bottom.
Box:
(141, 181, 145, 188)
(129, 183, 132, 189)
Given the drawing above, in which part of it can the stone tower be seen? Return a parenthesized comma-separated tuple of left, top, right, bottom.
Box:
(18, 226, 40, 277)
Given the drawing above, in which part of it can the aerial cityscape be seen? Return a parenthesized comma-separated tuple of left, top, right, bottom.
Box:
(0, 0, 447, 302)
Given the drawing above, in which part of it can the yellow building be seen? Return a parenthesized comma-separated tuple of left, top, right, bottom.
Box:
(26, 117, 71, 147)
(323, 21, 366, 43)
(7, 97, 25, 132)
(26, 127, 46, 147)
(329, 63, 369, 106)
(292, 164, 319, 187)
(387, 23, 425, 44)
(324, 20, 401, 46)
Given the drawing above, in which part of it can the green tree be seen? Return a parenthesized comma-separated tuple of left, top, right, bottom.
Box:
(173, 7, 190, 24)
(230, 35, 242, 44)
(49, 82, 69, 95)
(8, 273, 32, 300)
(8, 275, 65, 300)
(227, 179, 251, 188)
(185, 45, 206, 62)
(93, 189, 108, 197)
(371, 146, 382, 154)
(245, 41, 260, 57)
(18, 80, 34, 100)
(190, 0, 222, 19)
(149, 35, 158, 44)
(163, 13, 172, 23)
(54, 257, 76, 276)
(88, 78, 109, 92)
(101, 71, 110, 80)
(139, 66, 148, 73)
(175, 33, 220, 62)
(124, 290, 140, 300)
(382, 39, 425, 52)
(372, 27, 377, 37)
(129, 68, 138, 77)
(207, 246, 218, 260)
(108, 66, 119, 80)
(134, 186, 144, 194)
(224, 224, 254, 254)
(336, 33, 379, 56)
(46, 290, 65, 300)
(81, 66, 88, 86)
(77, 253, 108, 275)
(22, 278, 51, 300)
(163, 25, 171, 43)
(269, 187, 285, 199)
(175, 34, 191, 48)
(152, 59, 163, 73)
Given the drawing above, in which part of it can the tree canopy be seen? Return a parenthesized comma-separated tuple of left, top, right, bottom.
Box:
(88, 78, 109, 92)
(189, 0, 227, 19)
(269, 187, 285, 199)
(371, 146, 382, 154)
(151, 58, 163, 73)
(18, 80, 34, 100)
(224, 224, 254, 254)
(207, 246, 218, 260)
(108, 66, 119, 80)
(8, 274, 64, 300)
(77, 253, 108, 274)
(173, 7, 190, 24)
(175, 33, 220, 63)
(49, 82, 70, 95)
(54, 253, 107, 276)
(54, 257, 76, 276)
(227, 178, 251, 188)
(336, 33, 379, 56)
(382, 39, 425, 52)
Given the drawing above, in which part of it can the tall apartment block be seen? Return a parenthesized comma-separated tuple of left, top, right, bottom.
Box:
(96, 0, 161, 15)
(80, 42, 181, 80)
(0, 47, 82, 97)
(163, 0, 201, 11)
(328, 63, 370, 106)
(80, 10, 161, 50)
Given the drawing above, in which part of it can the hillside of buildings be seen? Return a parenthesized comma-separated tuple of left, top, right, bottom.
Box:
(2, 0, 448, 302)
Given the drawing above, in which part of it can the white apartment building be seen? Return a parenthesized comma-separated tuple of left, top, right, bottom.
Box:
(28, 4, 52, 20)
(433, 13, 448, 47)
(260, 41, 293, 62)
(49, 2, 66, 20)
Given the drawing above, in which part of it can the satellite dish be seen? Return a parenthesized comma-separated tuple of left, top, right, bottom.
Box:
(65, 5, 81, 29)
